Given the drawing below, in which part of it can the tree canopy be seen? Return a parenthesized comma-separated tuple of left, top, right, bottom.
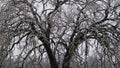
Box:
(0, 0, 120, 68)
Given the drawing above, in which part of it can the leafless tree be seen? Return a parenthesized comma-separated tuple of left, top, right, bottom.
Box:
(0, 0, 120, 68)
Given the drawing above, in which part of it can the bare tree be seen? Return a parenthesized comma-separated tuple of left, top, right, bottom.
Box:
(0, 0, 120, 68)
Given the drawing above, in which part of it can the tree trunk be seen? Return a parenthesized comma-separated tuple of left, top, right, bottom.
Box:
(62, 49, 71, 68)
(43, 42, 59, 68)
(62, 42, 81, 68)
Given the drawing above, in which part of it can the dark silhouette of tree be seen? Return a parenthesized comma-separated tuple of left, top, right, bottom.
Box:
(0, 0, 120, 68)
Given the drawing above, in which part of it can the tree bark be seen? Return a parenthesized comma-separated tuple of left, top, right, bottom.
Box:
(62, 32, 84, 68)
(39, 36, 59, 68)
(43, 43, 59, 68)
(62, 49, 71, 68)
